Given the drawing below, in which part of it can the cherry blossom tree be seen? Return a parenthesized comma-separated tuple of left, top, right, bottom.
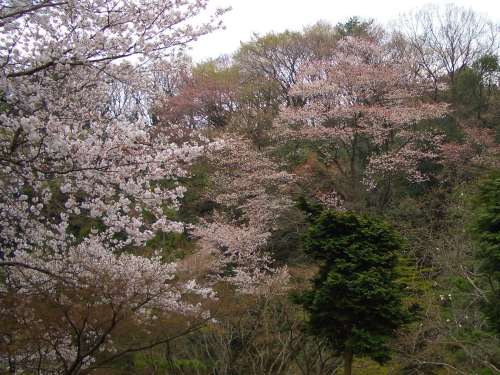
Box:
(192, 136, 292, 295)
(0, 0, 227, 373)
(277, 37, 448, 207)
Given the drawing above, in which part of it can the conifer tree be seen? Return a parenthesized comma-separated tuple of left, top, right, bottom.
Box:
(293, 205, 411, 375)
(472, 173, 500, 335)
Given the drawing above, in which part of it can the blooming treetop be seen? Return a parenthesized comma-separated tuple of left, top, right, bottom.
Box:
(278, 37, 448, 192)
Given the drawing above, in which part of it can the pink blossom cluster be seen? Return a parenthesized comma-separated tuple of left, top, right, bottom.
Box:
(315, 190, 346, 211)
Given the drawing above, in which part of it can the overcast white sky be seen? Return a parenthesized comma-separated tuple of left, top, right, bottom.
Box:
(188, 0, 500, 61)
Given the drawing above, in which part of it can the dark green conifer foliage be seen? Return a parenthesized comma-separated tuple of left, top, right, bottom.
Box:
(293, 204, 411, 374)
(472, 173, 500, 334)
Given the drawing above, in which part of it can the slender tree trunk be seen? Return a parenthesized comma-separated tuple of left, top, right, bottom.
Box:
(350, 123, 358, 197)
(8, 357, 16, 375)
(477, 84, 483, 120)
(432, 80, 438, 102)
(343, 349, 353, 375)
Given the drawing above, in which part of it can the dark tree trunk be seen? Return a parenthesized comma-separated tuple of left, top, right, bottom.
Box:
(343, 349, 353, 375)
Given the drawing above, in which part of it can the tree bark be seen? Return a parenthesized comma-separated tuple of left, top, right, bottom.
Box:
(343, 349, 353, 375)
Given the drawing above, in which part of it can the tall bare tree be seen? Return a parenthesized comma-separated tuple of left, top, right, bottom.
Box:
(396, 4, 499, 92)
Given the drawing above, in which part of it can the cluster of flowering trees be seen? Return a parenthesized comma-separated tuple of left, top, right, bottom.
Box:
(1, 2, 498, 373)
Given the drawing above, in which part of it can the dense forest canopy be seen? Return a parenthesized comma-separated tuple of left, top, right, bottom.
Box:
(0, 1, 499, 374)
